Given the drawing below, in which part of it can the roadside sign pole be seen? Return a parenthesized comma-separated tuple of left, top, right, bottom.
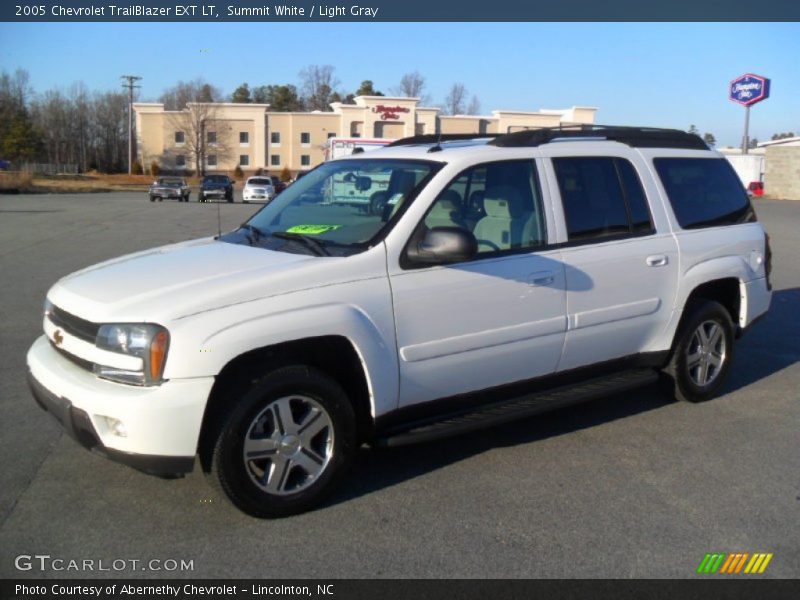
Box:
(729, 73, 769, 156)
(742, 105, 750, 155)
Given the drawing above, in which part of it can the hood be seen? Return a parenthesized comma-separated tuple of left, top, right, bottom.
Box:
(48, 238, 315, 323)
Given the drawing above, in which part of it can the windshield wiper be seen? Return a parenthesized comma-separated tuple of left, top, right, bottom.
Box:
(271, 231, 330, 256)
(239, 223, 266, 245)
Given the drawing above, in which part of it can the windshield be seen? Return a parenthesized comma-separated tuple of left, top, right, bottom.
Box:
(158, 178, 183, 185)
(247, 178, 272, 186)
(219, 158, 439, 256)
(203, 175, 228, 183)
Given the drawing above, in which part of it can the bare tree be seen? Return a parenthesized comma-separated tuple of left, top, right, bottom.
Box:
(443, 83, 468, 115)
(392, 71, 431, 104)
(466, 95, 481, 115)
(299, 65, 340, 112)
(159, 79, 223, 111)
(166, 103, 232, 175)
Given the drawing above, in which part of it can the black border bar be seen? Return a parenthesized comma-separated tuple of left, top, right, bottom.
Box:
(3, 579, 800, 600)
(3, 1, 800, 22)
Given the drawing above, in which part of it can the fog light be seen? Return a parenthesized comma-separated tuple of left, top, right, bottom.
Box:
(104, 417, 127, 437)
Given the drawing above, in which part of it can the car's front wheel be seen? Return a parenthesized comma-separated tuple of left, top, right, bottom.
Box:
(662, 300, 735, 403)
(208, 365, 357, 518)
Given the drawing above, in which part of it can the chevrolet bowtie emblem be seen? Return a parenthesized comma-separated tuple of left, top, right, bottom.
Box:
(53, 329, 64, 346)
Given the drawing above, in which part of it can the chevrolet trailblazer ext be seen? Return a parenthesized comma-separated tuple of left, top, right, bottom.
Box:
(27, 126, 772, 517)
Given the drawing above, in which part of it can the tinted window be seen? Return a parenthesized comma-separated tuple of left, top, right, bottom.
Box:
(617, 160, 653, 233)
(654, 158, 755, 229)
(554, 158, 630, 241)
(423, 160, 545, 255)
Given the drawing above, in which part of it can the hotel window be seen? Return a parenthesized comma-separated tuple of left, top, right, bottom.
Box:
(207, 131, 217, 144)
(270, 155, 280, 166)
(239, 155, 250, 167)
(300, 132, 310, 144)
(239, 132, 249, 145)
(327, 132, 336, 139)
(174, 131, 185, 145)
(207, 154, 217, 167)
(301, 155, 311, 167)
(270, 132, 281, 144)
(175, 155, 186, 167)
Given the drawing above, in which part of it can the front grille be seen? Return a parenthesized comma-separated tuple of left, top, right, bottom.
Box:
(48, 305, 99, 343)
(50, 340, 94, 372)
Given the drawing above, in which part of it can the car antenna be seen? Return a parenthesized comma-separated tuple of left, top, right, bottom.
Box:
(428, 131, 444, 153)
(216, 197, 222, 239)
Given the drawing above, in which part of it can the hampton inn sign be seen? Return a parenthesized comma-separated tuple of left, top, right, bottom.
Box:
(371, 104, 412, 120)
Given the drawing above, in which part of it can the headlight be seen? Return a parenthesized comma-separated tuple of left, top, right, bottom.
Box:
(95, 323, 170, 386)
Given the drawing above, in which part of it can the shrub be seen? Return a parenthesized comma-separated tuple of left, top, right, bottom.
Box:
(150, 161, 160, 177)
(280, 166, 291, 182)
(233, 165, 244, 179)
(132, 160, 143, 175)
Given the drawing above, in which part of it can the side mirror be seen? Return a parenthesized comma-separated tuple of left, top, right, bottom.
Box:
(407, 227, 478, 266)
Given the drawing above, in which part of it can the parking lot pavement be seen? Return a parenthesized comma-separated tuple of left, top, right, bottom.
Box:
(0, 193, 797, 579)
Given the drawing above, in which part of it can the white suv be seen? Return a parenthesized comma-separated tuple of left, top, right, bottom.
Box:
(27, 126, 772, 517)
(242, 176, 276, 203)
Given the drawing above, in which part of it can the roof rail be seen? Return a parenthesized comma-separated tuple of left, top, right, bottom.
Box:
(490, 125, 708, 150)
(386, 133, 496, 147)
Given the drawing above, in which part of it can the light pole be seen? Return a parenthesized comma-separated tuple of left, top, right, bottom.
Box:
(121, 75, 142, 174)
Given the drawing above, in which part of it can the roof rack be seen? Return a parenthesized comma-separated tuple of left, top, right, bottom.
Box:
(489, 125, 708, 150)
(386, 133, 496, 147)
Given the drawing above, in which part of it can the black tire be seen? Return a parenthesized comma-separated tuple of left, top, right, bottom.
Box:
(208, 365, 357, 518)
(149, 196, 155, 202)
(662, 300, 735, 403)
(199, 194, 205, 203)
(226, 193, 234, 203)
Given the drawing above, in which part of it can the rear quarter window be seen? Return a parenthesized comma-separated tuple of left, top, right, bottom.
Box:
(654, 158, 755, 229)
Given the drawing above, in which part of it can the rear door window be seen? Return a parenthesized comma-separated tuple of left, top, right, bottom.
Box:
(553, 157, 654, 242)
(653, 158, 755, 229)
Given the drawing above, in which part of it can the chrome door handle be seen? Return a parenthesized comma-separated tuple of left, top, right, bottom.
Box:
(646, 255, 668, 267)
(529, 271, 555, 286)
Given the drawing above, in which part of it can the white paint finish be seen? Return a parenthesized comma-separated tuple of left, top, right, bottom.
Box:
(389, 250, 567, 406)
(400, 314, 567, 363)
(27, 336, 213, 456)
(570, 297, 661, 330)
(556, 234, 680, 371)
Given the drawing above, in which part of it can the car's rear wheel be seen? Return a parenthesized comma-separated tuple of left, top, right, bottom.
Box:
(662, 300, 735, 403)
(208, 365, 356, 518)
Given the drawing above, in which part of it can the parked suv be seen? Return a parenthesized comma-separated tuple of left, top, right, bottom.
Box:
(199, 174, 234, 203)
(242, 176, 276, 203)
(27, 126, 772, 518)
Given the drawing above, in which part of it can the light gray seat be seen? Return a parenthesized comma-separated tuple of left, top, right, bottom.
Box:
(426, 190, 467, 230)
(473, 185, 532, 251)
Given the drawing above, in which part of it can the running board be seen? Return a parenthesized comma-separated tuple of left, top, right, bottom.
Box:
(375, 368, 658, 447)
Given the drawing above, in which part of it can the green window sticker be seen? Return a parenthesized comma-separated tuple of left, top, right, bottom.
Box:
(285, 224, 342, 235)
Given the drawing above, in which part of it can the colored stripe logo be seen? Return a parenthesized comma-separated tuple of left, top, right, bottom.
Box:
(697, 553, 773, 574)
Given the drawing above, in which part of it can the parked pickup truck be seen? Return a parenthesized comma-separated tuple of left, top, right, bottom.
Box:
(27, 126, 772, 518)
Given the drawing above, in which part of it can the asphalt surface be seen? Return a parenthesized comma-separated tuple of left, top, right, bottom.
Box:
(0, 193, 798, 579)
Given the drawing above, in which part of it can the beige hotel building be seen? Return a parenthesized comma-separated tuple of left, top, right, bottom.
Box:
(134, 96, 597, 176)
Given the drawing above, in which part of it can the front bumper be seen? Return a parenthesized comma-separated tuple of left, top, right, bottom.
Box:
(26, 336, 214, 476)
(150, 189, 183, 198)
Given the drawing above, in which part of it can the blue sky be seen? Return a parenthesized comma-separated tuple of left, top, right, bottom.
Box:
(1, 22, 797, 146)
